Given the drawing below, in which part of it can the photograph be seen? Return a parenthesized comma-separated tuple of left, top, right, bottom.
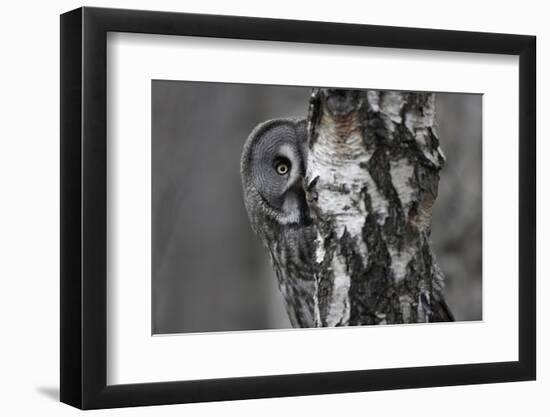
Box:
(151, 81, 482, 334)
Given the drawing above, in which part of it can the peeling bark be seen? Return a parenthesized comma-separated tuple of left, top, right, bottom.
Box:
(305, 88, 453, 326)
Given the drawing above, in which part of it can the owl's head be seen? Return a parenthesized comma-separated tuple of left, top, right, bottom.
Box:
(241, 118, 309, 228)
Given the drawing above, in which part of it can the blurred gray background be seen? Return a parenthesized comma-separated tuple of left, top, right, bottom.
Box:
(152, 80, 482, 334)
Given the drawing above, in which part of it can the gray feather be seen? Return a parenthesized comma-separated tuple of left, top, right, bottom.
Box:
(241, 118, 316, 327)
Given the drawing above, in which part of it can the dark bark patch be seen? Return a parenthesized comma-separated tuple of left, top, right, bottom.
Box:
(307, 88, 321, 147)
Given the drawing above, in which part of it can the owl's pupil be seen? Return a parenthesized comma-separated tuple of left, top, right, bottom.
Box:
(276, 162, 289, 175)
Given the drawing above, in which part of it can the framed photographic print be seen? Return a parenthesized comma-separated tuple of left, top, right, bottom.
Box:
(60, 6, 536, 409)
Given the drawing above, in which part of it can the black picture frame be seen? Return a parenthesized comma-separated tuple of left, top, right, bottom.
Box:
(60, 6, 536, 410)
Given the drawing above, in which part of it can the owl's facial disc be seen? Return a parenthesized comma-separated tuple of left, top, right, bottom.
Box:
(249, 121, 308, 224)
(273, 143, 302, 193)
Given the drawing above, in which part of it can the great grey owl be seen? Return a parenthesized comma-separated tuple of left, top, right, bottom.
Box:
(240, 118, 317, 327)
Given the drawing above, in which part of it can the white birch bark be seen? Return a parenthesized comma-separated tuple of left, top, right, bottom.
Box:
(305, 88, 452, 326)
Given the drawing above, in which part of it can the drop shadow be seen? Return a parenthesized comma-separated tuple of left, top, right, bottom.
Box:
(36, 386, 59, 401)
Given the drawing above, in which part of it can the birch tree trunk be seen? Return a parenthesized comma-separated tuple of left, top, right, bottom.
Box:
(305, 88, 453, 326)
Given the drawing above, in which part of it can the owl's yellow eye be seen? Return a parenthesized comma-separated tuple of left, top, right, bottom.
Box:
(275, 162, 289, 175)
